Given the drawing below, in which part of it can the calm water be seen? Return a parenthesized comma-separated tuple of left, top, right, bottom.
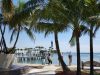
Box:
(16, 53, 100, 65)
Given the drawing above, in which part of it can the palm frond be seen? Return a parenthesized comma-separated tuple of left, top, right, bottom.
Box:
(44, 31, 51, 38)
(35, 22, 68, 33)
(10, 29, 16, 43)
(24, 27, 35, 40)
(25, 0, 44, 7)
(69, 31, 76, 46)
(9, 0, 44, 27)
(9, 6, 36, 26)
(80, 25, 89, 36)
(2, 0, 14, 21)
(93, 25, 99, 37)
(39, 0, 68, 24)
(15, 0, 25, 13)
(2, 0, 14, 12)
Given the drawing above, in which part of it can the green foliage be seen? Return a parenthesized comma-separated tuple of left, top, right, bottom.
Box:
(0, 0, 44, 53)
(10, 29, 16, 43)
(2, 0, 14, 21)
(24, 27, 35, 40)
(30, 0, 70, 38)
(2, 0, 14, 13)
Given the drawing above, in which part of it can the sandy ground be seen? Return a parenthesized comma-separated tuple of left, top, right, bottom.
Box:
(14, 63, 100, 75)
(12, 63, 61, 75)
(25, 64, 60, 75)
(1, 63, 100, 75)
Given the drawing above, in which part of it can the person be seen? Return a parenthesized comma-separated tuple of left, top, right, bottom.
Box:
(58, 53, 63, 66)
(47, 53, 52, 64)
(68, 52, 72, 66)
(81, 61, 84, 69)
(41, 51, 46, 65)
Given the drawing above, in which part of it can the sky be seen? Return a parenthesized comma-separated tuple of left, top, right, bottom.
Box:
(1, 0, 100, 53)
(4, 26, 100, 53)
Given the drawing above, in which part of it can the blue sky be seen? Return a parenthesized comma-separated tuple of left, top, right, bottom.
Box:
(5, 26, 100, 53)
(3, 0, 100, 53)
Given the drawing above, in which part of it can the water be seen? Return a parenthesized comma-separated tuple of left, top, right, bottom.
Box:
(15, 53, 100, 65)
(52, 53, 100, 65)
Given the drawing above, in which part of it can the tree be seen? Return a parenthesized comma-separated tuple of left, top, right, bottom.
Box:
(35, 22, 70, 72)
(69, 25, 87, 75)
(54, 31, 70, 72)
(61, 0, 87, 75)
(81, 1, 100, 75)
(0, 0, 43, 53)
(29, 0, 70, 72)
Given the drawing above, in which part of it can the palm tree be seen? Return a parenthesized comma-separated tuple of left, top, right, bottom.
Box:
(2, 0, 14, 22)
(35, 21, 70, 72)
(81, 1, 100, 75)
(0, 0, 44, 53)
(0, 14, 8, 53)
(29, 0, 70, 72)
(0, 0, 14, 53)
(54, 31, 70, 72)
(60, 0, 87, 75)
(60, 0, 100, 75)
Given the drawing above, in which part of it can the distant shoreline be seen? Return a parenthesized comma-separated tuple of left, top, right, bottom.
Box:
(54, 52, 100, 54)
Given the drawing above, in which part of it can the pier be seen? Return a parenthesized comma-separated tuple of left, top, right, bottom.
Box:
(15, 46, 52, 64)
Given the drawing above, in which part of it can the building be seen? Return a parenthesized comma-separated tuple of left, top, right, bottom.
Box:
(15, 46, 50, 64)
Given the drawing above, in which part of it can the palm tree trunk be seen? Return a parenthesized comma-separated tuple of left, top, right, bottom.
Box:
(0, 39, 3, 51)
(0, 25, 7, 53)
(54, 32, 69, 72)
(0, 25, 6, 52)
(76, 36, 81, 75)
(8, 26, 20, 53)
(90, 25, 94, 75)
(13, 26, 20, 48)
